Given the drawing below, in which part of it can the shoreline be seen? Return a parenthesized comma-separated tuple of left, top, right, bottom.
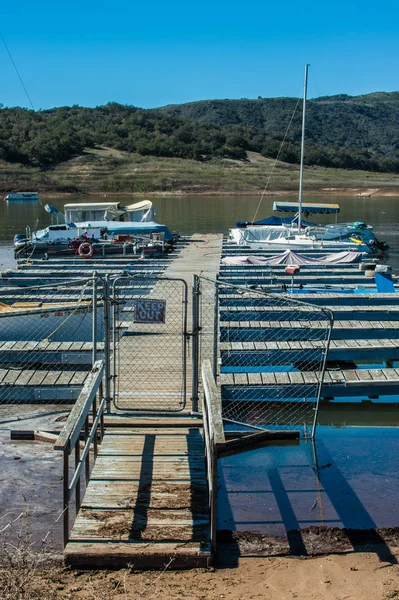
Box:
(40, 187, 399, 199)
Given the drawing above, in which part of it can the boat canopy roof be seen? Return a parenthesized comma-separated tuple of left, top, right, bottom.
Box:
(64, 202, 121, 210)
(125, 200, 153, 212)
(222, 249, 363, 266)
(125, 200, 155, 223)
(273, 201, 340, 214)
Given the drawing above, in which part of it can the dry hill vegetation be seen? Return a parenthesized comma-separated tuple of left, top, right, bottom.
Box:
(1, 93, 399, 194)
(1, 147, 399, 196)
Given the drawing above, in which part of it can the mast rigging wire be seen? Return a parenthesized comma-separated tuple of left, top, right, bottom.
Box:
(251, 98, 300, 224)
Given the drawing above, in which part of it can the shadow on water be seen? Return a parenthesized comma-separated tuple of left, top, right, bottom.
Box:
(313, 438, 398, 564)
(216, 426, 399, 566)
(268, 467, 308, 555)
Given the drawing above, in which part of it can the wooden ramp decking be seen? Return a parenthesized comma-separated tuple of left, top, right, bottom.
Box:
(65, 420, 211, 569)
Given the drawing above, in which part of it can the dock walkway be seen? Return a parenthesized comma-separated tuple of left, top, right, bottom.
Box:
(64, 234, 223, 569)
(65, 421, 211, 569)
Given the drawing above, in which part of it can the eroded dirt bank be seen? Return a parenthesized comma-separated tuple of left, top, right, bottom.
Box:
(2, 545, 399, 600)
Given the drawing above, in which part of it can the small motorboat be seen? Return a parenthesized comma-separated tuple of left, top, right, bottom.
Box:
(5, 191, 39, 201)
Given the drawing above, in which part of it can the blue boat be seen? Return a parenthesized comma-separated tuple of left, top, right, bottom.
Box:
(5, 191, 39, 201)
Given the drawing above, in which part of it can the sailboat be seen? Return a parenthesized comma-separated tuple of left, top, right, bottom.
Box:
(229, 65, 388, 255)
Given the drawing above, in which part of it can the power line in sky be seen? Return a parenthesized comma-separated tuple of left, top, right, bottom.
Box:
(1, 31, 35, 110)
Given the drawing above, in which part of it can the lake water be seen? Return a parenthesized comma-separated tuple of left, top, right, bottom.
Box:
(1, 194, 399, 268)
(218, 425, 399, 540)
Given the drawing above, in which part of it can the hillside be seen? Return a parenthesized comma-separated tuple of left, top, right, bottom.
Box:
(0, 92, 398, 179)
(159, 92, 399, 169)
(160, 92, 399, 150)
(1, 148, 399, 196)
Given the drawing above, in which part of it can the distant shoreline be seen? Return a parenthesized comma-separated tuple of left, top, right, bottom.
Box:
(40, 187, 399, 199)
(3, 150, 399, 200)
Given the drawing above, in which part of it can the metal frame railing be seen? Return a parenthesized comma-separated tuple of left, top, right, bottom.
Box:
(54, 359, 105, 546)
(201, 359, 225, 553)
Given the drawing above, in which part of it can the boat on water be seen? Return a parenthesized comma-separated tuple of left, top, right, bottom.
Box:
(5, 191, 39, 201)
(230, 201, 388, 253)
(14, 200, 177, 257)
(229, 65, 388, 255)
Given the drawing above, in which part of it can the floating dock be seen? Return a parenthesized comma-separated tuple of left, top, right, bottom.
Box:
(218, 238, 399, 414)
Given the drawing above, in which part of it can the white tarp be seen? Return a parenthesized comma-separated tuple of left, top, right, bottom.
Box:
(222, 250, 363, 266)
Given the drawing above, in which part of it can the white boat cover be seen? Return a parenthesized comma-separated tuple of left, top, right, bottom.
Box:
(222, 250, 363, 266)
(125, 200, 155, 222)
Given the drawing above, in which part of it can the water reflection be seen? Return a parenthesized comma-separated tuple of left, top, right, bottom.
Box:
(218, 426, 399, 538)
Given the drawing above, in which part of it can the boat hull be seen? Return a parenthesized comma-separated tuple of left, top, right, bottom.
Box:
(241, 240, 373, 253)
(5, 193, 39, 201)
(229, 227, 376, 254)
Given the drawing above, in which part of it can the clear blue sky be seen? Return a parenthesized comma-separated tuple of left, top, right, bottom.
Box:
(1, 0, 398, 110)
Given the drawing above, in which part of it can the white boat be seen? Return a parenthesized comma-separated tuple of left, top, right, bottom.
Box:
(5, 191, 39, 201)
(229, 66, 388, 255)
(14, 200, 176, 256)
(230, 201, 384, 253)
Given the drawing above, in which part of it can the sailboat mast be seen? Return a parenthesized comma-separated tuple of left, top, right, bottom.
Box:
(297, 63, 309, 232)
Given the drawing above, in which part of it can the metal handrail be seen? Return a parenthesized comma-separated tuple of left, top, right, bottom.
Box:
(201, 359, 225, 553)
(54, 359, 105, 546)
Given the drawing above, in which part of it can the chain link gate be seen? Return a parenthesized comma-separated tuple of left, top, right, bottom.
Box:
(195, 276, 333, 439)
(110, 275, 188, 413)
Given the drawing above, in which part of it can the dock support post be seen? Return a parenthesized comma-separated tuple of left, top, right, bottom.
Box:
(104, 274, 112, 413)
(191, 274, 200, 413)
(92, 271, 97, 365)
(75, 442, 81, 516)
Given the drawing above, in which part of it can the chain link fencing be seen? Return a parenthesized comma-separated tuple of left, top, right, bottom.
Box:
(110, 275, 188, 413)
(0, 276, 104, 423)
(197, 276, 333, 438)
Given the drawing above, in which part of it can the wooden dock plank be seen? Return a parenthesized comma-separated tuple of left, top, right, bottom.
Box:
(64, 541, 210, 569)
(221, 367, 399, 400)
(81, 480, 207, 510)
(65, 423, 211, 568)
(70, 508, 209, 542)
